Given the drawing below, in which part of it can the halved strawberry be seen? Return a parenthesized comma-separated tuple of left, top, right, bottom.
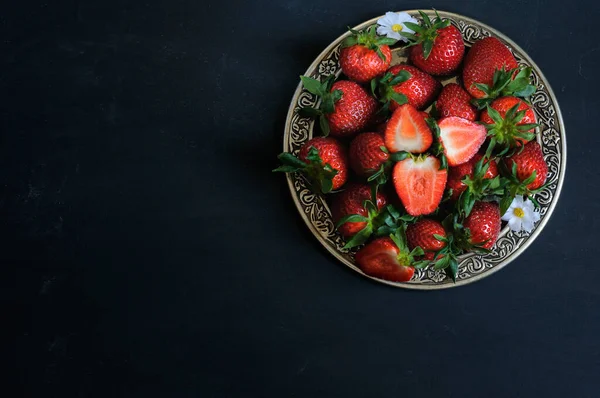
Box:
(392, 155, 447, 216)
(438, 117, 487, 166)
(355, 237, 415, 282)
(355, 228, 429, 282)
(384, 104, 433, 153)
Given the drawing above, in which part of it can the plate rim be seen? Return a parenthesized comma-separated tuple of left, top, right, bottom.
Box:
(282, 10, 567, 290)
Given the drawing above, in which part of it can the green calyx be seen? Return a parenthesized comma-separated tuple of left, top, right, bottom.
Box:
(273, 147, 338, 194)
(471, 66, 537, 110)
(370, 70, 410, 116)
(483, 102, 539, 156)
(365, 148, 411, 187)
(456, 158, 506, 217)
(298, 75, 343, 136)
(389, 225, 430, 269)
(338, 199, 418, 250)
(426, 118, 449, 170)
(398, 10, 450, 59)
(498, 161, 548, 215)
(342, 25, 397, 61)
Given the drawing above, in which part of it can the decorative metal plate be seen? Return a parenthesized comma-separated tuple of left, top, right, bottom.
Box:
(283, 10, 566, 289)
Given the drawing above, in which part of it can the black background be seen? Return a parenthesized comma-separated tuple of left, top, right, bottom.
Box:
(4, 0, 599, 396)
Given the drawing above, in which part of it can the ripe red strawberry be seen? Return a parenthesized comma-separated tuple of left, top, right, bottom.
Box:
(299, 76, 377, 138)
(385, 104, 433, 153)
(328, 81, 378, 137)
(447, 154, 498, 201)
(480, 96, 537, 148)
(274, 137, 348, 193)
(340, 26, 393, 84)
(463, 201, 501, 249)
(406, 13, 465, 76)
(331, 183, 388, 238)
(349, 132, 389, 177)
(355, 237, 415, 282)
(438, 116, 487, 166)
(504, 141, 548, 190)
(463, 37, 518, 99)
(406, 219, 447, 260)
(436, 83, 478, 121)
(392, 155, 447, 216)
(374, 65, 441, 111)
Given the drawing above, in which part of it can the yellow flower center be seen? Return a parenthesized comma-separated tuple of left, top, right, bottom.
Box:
(392, 24, 403, 32)
(513, 207, 525, 218)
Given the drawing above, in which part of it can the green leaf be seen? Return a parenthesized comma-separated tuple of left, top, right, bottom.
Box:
(367, 164, 387, 183)
(277, 152, 308, 168)
(486, 105, 504, 124)
(513, 85, 536, 98)
(298, 107, 322, 118)
(300, 76, 323, 96)
(516, 123, 539, 131)
(397, 31, 418, 41)
(389, 70, 412, 85)
(331, 89, 343, 103)
(377, 37, 397, 46)
(375, 225, 395, 236)
(370, 78, 378, 97)
(474, 83, 491, 94)
(484, 137, 496, 159)
(336, 214, 369, 228)
(413, 260, 430, 269)
(418, 10, 432, 26)
(319, 114, 330, 136)
(387, 205, 401, 220)
(389, 151, 409, 162)
(380, 146, 389, 153)
(410, 246, 425, 257)
(446, 258, 458, 282)
(404, 21, 425, 33)
(504, 103, 520, 121)
(464, 194, 476, 217)
(433, 234, 446, 241)
(341, 36, 358, 48)
(320, 177, 333, 194)
(440, 155, 448, 170)
(500, 194, 515, 216)
(272, 164, 300, 173)
(399, 214, 416, 222)
(375, 47, 386, 61)
(390, 92, 408, 106)
(523, 170, 537, 185)
(343, 224, 373, 249)
(321, 96, 336, 114)
(434, 255, 450, 270)
(422, 39, 433, 60)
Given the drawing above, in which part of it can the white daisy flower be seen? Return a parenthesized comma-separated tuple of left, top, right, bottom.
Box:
(501, 196, 541, 233)
(376, 12, 418, 42)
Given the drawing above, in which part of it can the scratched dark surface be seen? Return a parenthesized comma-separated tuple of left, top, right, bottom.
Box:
(3, 0, 599, 396)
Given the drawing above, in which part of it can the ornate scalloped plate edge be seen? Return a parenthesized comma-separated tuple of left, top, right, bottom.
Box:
(283, 10, 566, 289)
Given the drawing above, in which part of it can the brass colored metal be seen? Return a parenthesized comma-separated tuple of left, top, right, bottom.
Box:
(283, 11, 566, 289)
